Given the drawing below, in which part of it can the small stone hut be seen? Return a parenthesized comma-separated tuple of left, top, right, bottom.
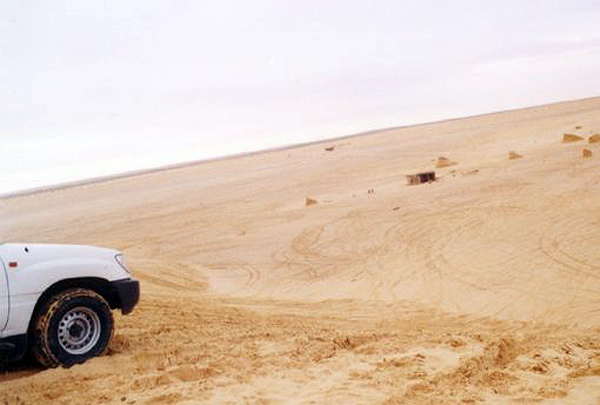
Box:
(406, 171, 436, 186)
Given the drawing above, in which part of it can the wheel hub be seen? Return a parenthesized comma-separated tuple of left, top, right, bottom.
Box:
(69, 322, 84, 338)
(57, 307, 101, 355)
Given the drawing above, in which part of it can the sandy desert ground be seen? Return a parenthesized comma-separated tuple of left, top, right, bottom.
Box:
(1, 97, 600, 404)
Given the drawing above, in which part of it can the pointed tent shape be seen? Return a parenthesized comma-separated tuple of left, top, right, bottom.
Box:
(435, 156, 456, 168)
(305, 197, 318, 207)
(563, 133, 584, 143)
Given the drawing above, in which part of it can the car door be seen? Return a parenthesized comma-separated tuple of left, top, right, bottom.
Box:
(0, 257, 8, 331)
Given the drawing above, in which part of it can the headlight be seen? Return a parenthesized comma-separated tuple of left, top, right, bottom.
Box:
(115, 254, 131, 274)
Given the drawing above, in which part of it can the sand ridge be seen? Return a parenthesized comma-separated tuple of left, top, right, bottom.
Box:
(1, 97, 600, 403)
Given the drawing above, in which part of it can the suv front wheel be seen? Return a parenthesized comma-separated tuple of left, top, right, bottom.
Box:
(32, 288, 114, 368)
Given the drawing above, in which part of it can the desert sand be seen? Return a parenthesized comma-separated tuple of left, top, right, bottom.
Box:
(1, 97, 600, 404)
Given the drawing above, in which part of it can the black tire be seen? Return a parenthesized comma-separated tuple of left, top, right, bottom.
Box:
(32, 288, 114, 368)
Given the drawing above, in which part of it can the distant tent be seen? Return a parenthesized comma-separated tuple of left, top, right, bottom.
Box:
(305, 197, 318, 207)
(508, 151, 523, 160)
(563, 133, 584, 143)
(435, 156, 455, 168)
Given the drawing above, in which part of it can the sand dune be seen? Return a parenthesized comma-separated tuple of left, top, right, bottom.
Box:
(2, 97, 600, 403)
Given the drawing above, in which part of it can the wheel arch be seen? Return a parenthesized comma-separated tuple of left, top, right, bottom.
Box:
(28, 277, 119, 334)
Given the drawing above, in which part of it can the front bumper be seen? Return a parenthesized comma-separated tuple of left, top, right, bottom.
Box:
(111, 278, 140, 315)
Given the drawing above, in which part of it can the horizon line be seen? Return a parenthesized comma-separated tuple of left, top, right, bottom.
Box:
(2, 94, 598, 200)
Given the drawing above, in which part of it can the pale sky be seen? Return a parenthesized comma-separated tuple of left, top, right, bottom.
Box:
(2, 1, 600, 195)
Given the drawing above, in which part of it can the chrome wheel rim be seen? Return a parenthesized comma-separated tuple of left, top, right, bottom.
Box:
(57, 307, 101, 355)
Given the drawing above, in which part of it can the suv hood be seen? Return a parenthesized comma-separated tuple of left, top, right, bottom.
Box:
(0, 243, 121, 263)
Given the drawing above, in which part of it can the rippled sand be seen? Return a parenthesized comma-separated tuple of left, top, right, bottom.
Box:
(2, 97, 600, 404)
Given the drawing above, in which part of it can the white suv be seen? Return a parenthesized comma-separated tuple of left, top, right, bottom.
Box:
(0, 243, 140, 367)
